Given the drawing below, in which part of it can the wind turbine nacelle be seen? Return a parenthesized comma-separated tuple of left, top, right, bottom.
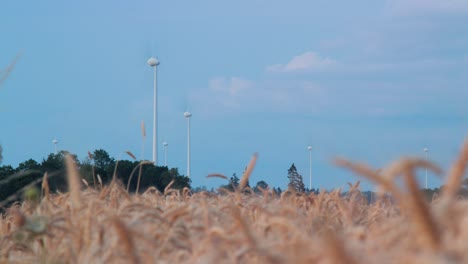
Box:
(147, 57, 160, 67)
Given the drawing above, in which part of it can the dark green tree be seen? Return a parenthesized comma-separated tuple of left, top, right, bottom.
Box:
(0, 145, 3, 164)
(17, 159, 40, 172)
(231, 173, 240, 188)
(40, 151, 78, 192)
(0, 164, 19, 202)
(91, 149, 115, 183)
(115, 160, 140, 190)
(254, 180, 269, 193)
(139, 165, 166, 192)
(41, 152, 65, 172)
(16, 159, 42, 189)
(79, 159, 94, 187)
(137, 165, 190, 193)
(0, 148, 191, 202)
(0, 161, 42, 203)
(159, 168, 191, 191)
(287, 163, 305, 193)
(220, 173, 240, 192)
(0, 165, 16, 178)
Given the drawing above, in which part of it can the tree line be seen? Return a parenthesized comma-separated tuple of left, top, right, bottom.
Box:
(0, 148, 344, 202)
(0, 149, 191, 203)
(0, 148, 309, 203)
(1, 146, 459, 205)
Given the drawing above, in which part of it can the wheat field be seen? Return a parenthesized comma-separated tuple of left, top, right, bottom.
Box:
(0, 140, 467, 264)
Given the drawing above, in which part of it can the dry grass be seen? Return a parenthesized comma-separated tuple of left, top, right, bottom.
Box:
(1, 140, 468, 263)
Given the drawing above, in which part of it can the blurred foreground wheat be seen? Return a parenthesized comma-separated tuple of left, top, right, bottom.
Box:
(1, 141, 468, 264)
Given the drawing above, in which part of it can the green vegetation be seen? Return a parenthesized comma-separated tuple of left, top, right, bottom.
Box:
(2, 146, 465, 209)
(287, 163, 306, 193)
(0, 149, 191, 206)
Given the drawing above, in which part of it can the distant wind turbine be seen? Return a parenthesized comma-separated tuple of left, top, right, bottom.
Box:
(184, 111, 192, 178)
(147, 56, 160, 165)
(52, 139, 59, 154)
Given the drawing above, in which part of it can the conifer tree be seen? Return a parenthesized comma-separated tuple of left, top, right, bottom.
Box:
(287, 163, 305, 193)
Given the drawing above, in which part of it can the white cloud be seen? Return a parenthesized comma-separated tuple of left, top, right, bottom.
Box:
(189, 50, 468, 119)
(266, 50, 463, 75)
(209, 77, 254, 96)
(266, 51, 335, 73)
(386, 0, 468, 15)
(190, 77, 328, 118)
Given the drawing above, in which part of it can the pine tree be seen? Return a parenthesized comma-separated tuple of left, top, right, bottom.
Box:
(287, 163, 305, 193)
(231, 173, 240, 191)
(220, 173, 240, 192)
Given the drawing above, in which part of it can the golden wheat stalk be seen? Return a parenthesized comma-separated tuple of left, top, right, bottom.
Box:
(0, 52, 21, 87)
(110, 217, 139, 264)
(88, 150, 97, 188)
(126, 151, 137, 160)
(164, 180, 175, 195)
(126, 161, 153, 192)
(41, 172, 50, 201)
(401, 163, 440, 250)
(334, 158, 405, 201)
(141, 121, 146, 138)
(206, 173, 229, 180)
(442, 139, 468, 200)
(65, 154, 82, 208)
(239, 153, 258, 191)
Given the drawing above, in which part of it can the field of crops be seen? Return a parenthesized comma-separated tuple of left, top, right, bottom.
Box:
(1, 141, 467, 264)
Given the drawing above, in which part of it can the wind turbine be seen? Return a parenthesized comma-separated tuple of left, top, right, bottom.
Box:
(52, 139, 59, 154)
(184, 112, 192, 178)
(147, 57, 160, 165)
(162, 141, 168, 167)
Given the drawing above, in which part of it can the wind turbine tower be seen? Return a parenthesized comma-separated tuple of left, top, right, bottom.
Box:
(147, 57, 160, 165)
(52, 139, 59, 154)
(184, 112, 192, 178)
(162, 141, 168, 167)
(424, 147, 429, 189)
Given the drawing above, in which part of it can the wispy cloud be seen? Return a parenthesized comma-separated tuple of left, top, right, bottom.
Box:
(209, 77, 254, 96)
(386, 0, 468, 15)
(190, 77, 326, 117)
(266, 51, 465, 75)
(193, 75, 437, 119)
(266, 51, 335, 73)
(191, 46, 468, 119)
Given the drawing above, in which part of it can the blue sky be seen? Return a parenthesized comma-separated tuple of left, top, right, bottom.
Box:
(1, 0, 468, 191)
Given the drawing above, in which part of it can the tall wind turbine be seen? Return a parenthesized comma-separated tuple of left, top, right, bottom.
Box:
(147, 57, 160, 165)
(162, 141, 168, 167)
(52, 139, 59, 154)
(184, 112, 192, 178)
